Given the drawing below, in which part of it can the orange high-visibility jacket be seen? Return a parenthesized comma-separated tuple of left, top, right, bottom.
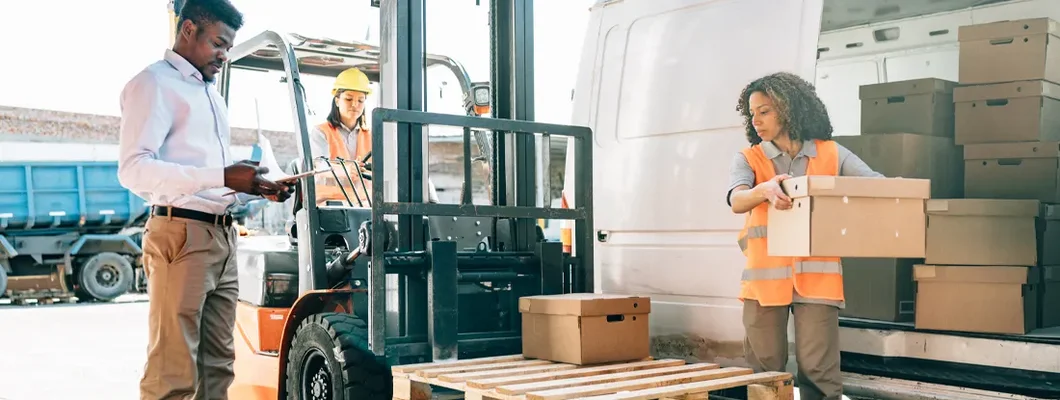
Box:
(316, 122, 372, 204)
(736, 139, 844, 307)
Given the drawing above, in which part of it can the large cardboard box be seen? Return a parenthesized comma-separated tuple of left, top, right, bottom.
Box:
(964, 141, 1060, 202)
(1041, 266, 1060, 329)
(953, 80, 1060, 145)
(835, 133, 963, 198)
(840, 258, 918, 322)
(1042, 205, 1060, 265)
(859, 78, 957, 137)
(768, 176, 930, 258)
(925, 199, 1039, 266)
(958, 18, 1060, 85)
(519, 293, 650, 365)
(914, 265, 1040, 335)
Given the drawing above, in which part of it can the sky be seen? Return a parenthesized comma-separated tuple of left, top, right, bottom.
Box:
(0, 0, 595, 134)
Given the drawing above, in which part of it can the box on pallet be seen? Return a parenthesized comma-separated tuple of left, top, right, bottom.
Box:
(859, 78, 957, 138)
(767, 176, 930, 258)
(953, 80, 1060, 145)
(925, 199, 1039, 266)
(519, 293, 650, 365)
(963, 141, 1060, 203)
(835, 133, 963, 198)
(958, 17, 1060, 85)
(914, 264, 1040, 335)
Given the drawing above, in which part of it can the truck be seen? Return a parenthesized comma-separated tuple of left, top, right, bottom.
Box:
(0, 161, 149, 303)
(562, 0, 1060, 398)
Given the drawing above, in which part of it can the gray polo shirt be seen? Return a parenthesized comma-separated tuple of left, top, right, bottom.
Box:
(727, 139, 882, 309)
(727, 139, 882, 206)
(309, 122, 360, 160)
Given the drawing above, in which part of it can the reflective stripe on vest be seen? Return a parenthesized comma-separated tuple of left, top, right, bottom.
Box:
(736, 139, 845, 307)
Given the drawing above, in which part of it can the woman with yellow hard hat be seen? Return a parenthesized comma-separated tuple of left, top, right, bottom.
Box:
(308, 67, 375, 205)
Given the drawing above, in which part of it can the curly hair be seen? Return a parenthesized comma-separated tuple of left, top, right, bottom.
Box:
(735, 72, 833, 145)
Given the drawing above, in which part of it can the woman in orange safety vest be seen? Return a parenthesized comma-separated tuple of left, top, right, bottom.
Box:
(727, 72, 882, 400)
(307, 67, 375, 205)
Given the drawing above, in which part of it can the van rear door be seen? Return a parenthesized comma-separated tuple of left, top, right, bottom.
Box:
(568, 0, 824, 349)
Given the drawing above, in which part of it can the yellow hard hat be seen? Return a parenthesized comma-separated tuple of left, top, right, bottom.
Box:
(332, 68, 372, 96)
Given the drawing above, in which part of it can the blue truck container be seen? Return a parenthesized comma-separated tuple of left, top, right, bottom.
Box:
(0, 161, 149, 303)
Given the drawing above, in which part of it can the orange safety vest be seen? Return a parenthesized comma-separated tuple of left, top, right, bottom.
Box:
(737, 139, 844, 307)
(316, 122, 372, 204)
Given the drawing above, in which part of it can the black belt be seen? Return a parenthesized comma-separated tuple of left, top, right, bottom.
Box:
(152, 206, 233, 226)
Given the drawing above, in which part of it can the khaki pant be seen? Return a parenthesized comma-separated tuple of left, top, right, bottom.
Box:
(139, 215, 239, 400)
(743, 300, 842, 400)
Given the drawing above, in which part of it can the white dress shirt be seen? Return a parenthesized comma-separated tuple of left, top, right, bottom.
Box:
(118, 49, 248, 216)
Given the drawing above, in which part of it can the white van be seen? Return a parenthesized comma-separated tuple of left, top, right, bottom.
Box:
(564, 0, 1060, 398)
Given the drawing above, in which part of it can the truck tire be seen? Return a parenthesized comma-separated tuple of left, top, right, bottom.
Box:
(0, 266, 7, 298)
(76, 252, 134, 302)
(285, 313, 392, 400)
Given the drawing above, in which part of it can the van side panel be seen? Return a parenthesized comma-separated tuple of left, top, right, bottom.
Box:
(572, 0, 823, 363)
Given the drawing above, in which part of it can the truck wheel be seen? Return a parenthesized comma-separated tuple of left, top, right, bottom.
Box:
(76, 252, 134, 302)
(0, 267, 7, 298)
(285, 313, 392, 400)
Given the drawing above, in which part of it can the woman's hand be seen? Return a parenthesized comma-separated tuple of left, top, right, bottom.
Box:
(755, 174, 793, 210)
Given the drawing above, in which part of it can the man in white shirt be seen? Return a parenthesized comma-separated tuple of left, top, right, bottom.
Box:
(117, 1, 289, 398)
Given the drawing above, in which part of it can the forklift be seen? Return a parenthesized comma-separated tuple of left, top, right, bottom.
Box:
(184, 0, 595, 398)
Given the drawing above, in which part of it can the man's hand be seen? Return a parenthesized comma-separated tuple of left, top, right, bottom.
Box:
(224, 163, 291, 197)
(755, 174, 793, 210)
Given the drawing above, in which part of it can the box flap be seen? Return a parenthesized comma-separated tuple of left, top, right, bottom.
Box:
(781, 176, 930, 199)
(953, 80, 1060, 102)
(925, 198, 1041, 217)
(958, 17, 1059, 42)
(914, 265, 1030, 284)
(859, 78, 957, 99)
(964, 141, 1060, 160)
(518, 293, 650, 316)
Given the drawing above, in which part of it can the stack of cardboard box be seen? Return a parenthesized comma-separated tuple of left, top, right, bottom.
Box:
(834, 78, 963, 323)
(832, 17, 1060, 335)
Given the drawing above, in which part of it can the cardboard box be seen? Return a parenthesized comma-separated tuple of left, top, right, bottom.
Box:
(914, 265, 1039, 335)
(768, 176, 930, 258)
(925, 199, 1039, 266)
(840, 258, 918, 322)
(953, 80, 1060, 145)
(859, 78, 957, 137)
(519, 293, 650, 365)
(835, 133, 963, 198)
(964, 141, 1060, 202)
(1040, 266, 1060, 328)
(958, 18, 1060, 85)
(1042, 205, 1060, 265)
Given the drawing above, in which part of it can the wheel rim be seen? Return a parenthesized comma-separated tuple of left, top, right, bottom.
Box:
(95, 264, 121, 289)
(301, 348, 332, 400)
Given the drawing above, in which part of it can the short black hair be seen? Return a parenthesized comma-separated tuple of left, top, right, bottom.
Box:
(178, 0, 244, 32)
(735, 72, 833, 146)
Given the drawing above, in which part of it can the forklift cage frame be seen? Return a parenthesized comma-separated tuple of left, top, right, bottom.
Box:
(367, 108, 594, 356)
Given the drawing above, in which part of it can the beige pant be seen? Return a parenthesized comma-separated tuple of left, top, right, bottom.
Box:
(139, 215, 239, 400)
(743, 300, 843, 400)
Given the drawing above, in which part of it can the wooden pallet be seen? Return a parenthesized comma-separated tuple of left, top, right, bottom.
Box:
(392, 355, 794, 400)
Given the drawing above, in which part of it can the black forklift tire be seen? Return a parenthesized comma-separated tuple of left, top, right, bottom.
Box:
(285, 313, 392, 400)
(76, 252, 134, 302)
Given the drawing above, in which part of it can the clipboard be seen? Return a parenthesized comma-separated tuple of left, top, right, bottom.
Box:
(223, 166, 332, 196)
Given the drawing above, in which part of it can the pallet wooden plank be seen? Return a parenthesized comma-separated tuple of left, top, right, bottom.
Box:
(747, 380, 795, 400)
(495, 363, 721, 396)
(418, 360, 555, 378)
(393, 355, 526, 374)
(570, 371, 794, 400)
(524, 367, 753, 400)
(439, 363, 579, 383)
(394, 377, 434, 400)
(466, 359, 688, 390)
